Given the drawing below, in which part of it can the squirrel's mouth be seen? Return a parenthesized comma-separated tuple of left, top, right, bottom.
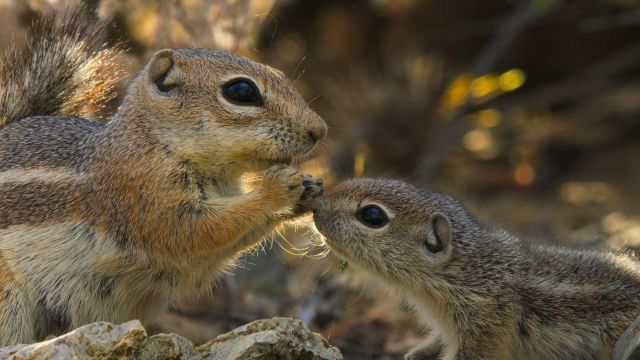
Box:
(321, 238, 359, 269)
(248, 156, 292, 170)
(257, 150, 316, 168)
(311, 215, 362, 268)
(254, 136, 321, 167)
(312, 213, 347, 255)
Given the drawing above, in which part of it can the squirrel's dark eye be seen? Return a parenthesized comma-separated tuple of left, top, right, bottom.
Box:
(222, 78, 262, 106)
(356, 205, 389, 228)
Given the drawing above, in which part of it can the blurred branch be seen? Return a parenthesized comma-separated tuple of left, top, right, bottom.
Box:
(414, 0, 545, 180)
(426, 8, 640, 45)
(581, 10, 640, 32)
(486, 43, 640, 110)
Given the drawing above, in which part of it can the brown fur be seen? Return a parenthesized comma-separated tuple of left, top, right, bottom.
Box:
(0, 181, 84, 228)
(0, 13, 326, 345)
(312, 178, 640, 360)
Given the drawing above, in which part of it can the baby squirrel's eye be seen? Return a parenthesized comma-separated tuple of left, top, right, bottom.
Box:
(356, 205, 389, 228)
(222, 78, 262, 106)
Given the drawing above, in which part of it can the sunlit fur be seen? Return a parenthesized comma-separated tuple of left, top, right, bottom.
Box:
(0, 12, 326, 345)
(313, 178, 640, 360)
(0, 11, 122, 126)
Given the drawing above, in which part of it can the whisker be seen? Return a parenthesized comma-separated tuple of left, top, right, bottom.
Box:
(254, 12, 279, 49)
(347, 279, 367, 306)
(293, 55, 308, 82)
(308, 93, 324, 106)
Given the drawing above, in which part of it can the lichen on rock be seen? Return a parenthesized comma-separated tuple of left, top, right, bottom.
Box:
(198, 317, 341, 359)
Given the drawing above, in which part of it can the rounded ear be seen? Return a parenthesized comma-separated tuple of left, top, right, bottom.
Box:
(146, 49, 180, 93)
(423, 212, 452, 255)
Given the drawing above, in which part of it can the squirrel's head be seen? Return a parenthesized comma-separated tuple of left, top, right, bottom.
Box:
(128, 48, 327, 174)
(312, 178, 483, 291)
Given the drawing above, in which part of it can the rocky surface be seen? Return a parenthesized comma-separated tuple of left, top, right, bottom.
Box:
(614, 316, 640, 360)
(0, 317, 342, 360)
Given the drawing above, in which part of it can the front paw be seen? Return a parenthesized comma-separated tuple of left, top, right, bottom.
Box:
(301, 175, 323, 201)
(262, 164, 305, 210)
(291, 175, 324, 216)
(404, 344, 443, 360)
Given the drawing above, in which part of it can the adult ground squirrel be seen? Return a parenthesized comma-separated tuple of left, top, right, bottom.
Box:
(312, 178, 640, 360)
(0, 11, 326, 345)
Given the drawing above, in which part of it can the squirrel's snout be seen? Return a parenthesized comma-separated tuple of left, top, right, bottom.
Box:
(307, 114, 328, 142)
(308, 123, 327, 142)
(308, 129, 322, 142)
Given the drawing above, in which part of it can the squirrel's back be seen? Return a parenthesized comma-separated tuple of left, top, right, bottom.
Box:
(0, 10, 122, 127)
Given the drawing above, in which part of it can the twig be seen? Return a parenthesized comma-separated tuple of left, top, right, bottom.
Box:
(581, 10, 640, 33)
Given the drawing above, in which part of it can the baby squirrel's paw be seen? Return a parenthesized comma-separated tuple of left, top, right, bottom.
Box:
(262, 164, 305, 210)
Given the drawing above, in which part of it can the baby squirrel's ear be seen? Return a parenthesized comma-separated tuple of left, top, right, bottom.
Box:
(146, 49, 181, 94)
(423, 212, 452, 255)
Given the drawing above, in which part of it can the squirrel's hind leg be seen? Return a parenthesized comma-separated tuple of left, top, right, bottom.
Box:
(0, 259, 35, 346)
(405, 333, 445, 360)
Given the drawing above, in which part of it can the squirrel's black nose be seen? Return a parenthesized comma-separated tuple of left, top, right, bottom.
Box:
(308, 126, 326, 142)
(307, 116, 328, 142)
(308, 131, 320, 142)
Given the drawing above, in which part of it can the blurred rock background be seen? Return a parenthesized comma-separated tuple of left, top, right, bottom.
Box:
(1, 0, 640, 358)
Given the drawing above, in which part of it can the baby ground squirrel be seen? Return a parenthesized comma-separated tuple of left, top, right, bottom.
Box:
(312, 178, 640, 360)
(0, 11, 326, 344)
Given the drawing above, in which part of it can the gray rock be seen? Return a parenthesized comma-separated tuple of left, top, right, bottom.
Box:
(0, 320, 147, 360)
(0, 317, 342, 360)
(197, 317, 342, 360)
(138, 333, 199, 360)
(614, 316, 640, 360)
